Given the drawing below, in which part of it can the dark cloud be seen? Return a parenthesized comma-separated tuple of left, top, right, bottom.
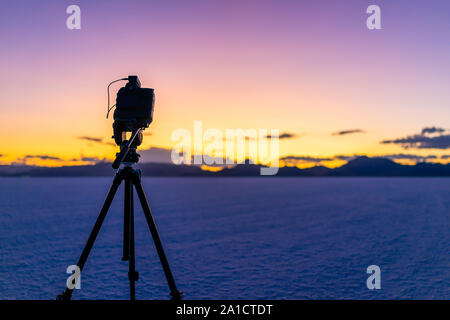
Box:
(382, 154, 437, 162)
(78, 136, 103, 143)
(138, 147, 238, 166)
(334, 153, 442, 163)
(80, 157, 100, 162)
(78, 136, 116, 147)
(332, 129, 365, 136)
(421, 126, 446, 135)
(192, 155, 235, 166)
(441, 155, 450, 159)
(81, 156, 107, 163)
(381, 134, 450, 149)
(0, 154, 3, 158)
(280, 155, 332, 164)
(23, 155, 62, 161)
(381, 127, 450, 150)
(19, 154, 107, 164)
(333, 155, 363, 161)
(139, 147, 173, 163)
(69, 156, 108, 164)
(280, 153, 442, 166)
(336, 153, 439, 163)
(279, 132, 297, 139)
(266, 132, 297, 139)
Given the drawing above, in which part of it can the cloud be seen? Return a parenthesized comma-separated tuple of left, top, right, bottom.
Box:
(139, 147, 173, 163)
(441, 155, 450, 159)
(266, 132, 297, 139)
(78, 136, 116, 146)
(23, 155, 62, 161)
(421, 126, 446, 135)
(192, 154, 235, 166)
(280, 153, 442, 166)
(333, 154, 363, 161)
(279, 132, 297, 139)
(138, 147, 238, 166)
(282, 154, 366, 165)
(78, 136, 103, 143)
(280, 155, 332, 165)
(336, 153, 439, 163)
(80, 156, 104, 162)
(381, 133, 450, 149)
(79, 156, 108, 163)
(332, 129, 365, 136)
(382, 154, 437, 162)
(0, 154, 3, 158)
(381, 127, 450, 149)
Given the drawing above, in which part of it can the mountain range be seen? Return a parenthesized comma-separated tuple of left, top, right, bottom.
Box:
(1, 156, 449, 177)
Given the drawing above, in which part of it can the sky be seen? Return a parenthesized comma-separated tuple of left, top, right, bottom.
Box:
(0, 0, 449, 168)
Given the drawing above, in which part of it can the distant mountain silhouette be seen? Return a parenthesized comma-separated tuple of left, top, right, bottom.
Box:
(1, 156, 449, 177)
(331, 156, 403, 176)
(0, 165, 36, 175)
(330, 156, 450, 176)
(0, 162, 208, 177)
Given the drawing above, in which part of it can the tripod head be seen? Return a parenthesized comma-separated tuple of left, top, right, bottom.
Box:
(112, 128, 142, 169)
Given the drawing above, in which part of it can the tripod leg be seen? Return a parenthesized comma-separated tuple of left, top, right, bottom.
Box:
(122, 179, 130, 261)
(56, 172, 123, 300)
(126, 177, 139, 300)
(132, 173, 182, 300)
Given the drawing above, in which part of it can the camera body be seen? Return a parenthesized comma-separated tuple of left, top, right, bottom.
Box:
(113, 76, 154, 146)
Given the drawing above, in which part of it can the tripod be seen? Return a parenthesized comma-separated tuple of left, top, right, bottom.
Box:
(57, 153, 182, 300)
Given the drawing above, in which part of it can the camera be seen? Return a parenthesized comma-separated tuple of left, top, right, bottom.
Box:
(112, 75, 154, 147)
